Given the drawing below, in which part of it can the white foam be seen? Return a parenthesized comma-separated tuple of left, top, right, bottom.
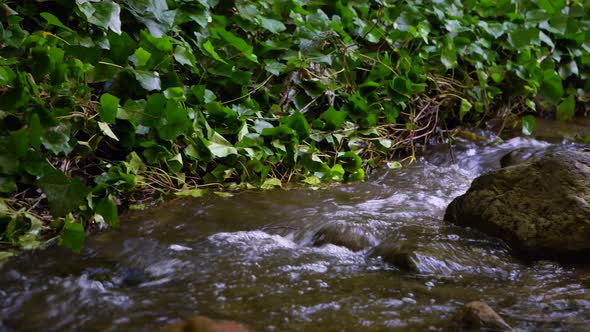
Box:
(209, 231, 297, 252)
(169, 244, 192, 251)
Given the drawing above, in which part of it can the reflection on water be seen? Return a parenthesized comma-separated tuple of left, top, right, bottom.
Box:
(1, 137, 589, 331)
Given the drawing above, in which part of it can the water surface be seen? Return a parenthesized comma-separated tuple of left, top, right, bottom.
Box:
(1, 136, 589, 331)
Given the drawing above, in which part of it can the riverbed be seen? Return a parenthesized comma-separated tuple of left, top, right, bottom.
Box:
(1, 135, 589, 331)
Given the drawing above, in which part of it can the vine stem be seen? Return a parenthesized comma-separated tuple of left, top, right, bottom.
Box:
(221, 75, 273, 105)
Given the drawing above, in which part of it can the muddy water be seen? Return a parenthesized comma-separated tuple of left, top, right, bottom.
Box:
(1, 137, 590, 331)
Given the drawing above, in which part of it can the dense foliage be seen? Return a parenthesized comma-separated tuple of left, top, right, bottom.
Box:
(1, 0, 589, 254)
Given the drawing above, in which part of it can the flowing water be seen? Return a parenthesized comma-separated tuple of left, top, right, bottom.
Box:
(2, 136, 590, 331)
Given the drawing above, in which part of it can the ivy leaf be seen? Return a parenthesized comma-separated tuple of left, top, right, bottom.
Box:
(10, 127, 29, 158)
(126, 151, 146, 175)
(29, 113, 42, 150)
(125, 0, 175, 37)
(0, 3, 17, 16)
(175, 188, 205, 197)
(174, 45, 198, 72)
(0, 176, 17, 193)
(338, 152, 362, 172)
(38, 169, 90, 217)
(325, 164, 345, 181)
(163, 87, 186, 101)
(0, 149, 18, 175)
(525, 99, 537, 111)
(203, 40, 227, 64)
(559, 60, 579, 79)
(42, 123, 74, 155)
(348, 91, 368, 112)
(207, 132, 237, 157)
(540, 69, 563, 103)
(489, 66, 505, 83)
(158, 101, 190, 140)
(261, 177, 282, 189)
(261, 125, 295, 138)
(478, 21, 505, 38)
(130, 47, 151, 67)
(76, 1, 122, 34)
(167, 153, 183, 173)
(99, 93, 119, 123)
(537, 0, 565, 15)
(22, 152, 50, 177)
(141, 30, 172, 52)
(301, 153, 330, 172)
(18, 213, 44, 250)
(306, 9, 331, 32)
(441, 37, 457, 69)
(0, 251, 15, 262)
(60, 215, 85, 253)
(320, 107, 347, 130)
(539, 31, 554, 48)
(521, 115, 536, 135)
(391, 76, 412, 95)
(212, 28, 258, 63)
(459, 98, 472, 121)
(40, 12, 74, 32)
(0, 66, 14, 85)
(303, 175, 321, 185)
(133, 70, 161, 91)
(264, 60, 288, 76)
(508, 28, 540, 48)
(556, 95, 575, 121)
(387, 161, 402, 169)
(95, 197, 118, 228)
(108, 31, 136, 64)
(547, 13, 569, 35)
(236, 3, 259, 16)
(283, 111, 310, 140)
(98, 121, 119, 141)
(348, 168, 365, 181)
(260, 17, 287, 34)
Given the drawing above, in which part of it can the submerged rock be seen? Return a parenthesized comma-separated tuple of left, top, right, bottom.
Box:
(119, 268, 151, 287)
(368, 240, 472, 274)
(367, 227, 472, 275)
(445, 150, 590, 260)
(452, 301, 511, 330)
(368, 241, 418, 271)
(160, 316, 252, 332)
(499, 147, 546, 168)
(312, 223, 376, 252)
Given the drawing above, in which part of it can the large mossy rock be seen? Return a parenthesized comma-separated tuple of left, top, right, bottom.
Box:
(445, 150, 590, 260)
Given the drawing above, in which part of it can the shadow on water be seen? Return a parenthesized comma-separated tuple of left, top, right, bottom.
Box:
(1, 136, 589, 331)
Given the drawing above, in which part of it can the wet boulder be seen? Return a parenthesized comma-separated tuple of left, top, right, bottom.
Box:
(312, 223, 376, 252)
(368, 241, 418, 271)
(452, 301, 511, 330)
(161, 316, 252, 332)
(368, 240, 476, 274)
(367, 226, 473, 274)
(445, 150, 590, 260)
(119, 268, 152, 287)
(499, 147, 546, 168)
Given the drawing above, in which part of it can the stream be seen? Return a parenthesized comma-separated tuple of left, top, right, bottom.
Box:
(1, 135, 590, 331)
